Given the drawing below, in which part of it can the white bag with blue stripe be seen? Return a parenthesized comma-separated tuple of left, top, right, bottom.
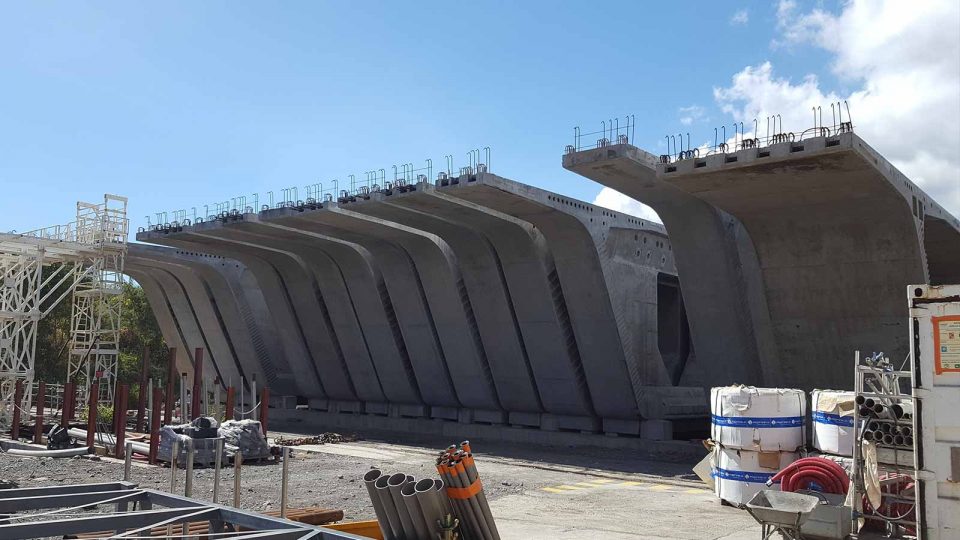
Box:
(710, 385, 806, 452)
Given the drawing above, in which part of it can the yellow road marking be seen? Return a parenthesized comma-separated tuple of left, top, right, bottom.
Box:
(553, 485, 585, 491)
(619, 481, 644, 487)
(542, 487, 566, 493)
(574, 482, 598, 487)
(588, 479, 615, 484)
(647, 484, 674, 491)
(685, 488, 710, 494)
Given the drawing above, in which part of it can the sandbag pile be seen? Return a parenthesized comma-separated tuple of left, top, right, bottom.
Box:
(218, 419, 271, 460)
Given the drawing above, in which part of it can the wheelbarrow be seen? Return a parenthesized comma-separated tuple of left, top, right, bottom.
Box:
(745, 490, 820, 539)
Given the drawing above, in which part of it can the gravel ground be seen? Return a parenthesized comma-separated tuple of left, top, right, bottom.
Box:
(0, 425, 700, 523)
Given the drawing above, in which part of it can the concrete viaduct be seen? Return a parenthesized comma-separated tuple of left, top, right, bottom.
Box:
(132, 131, 958, 439)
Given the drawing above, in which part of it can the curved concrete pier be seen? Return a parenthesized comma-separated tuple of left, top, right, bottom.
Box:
(125, 265, 196, 382)
(655, 133, 954, 388)
(148, 233, 328, 402)
(341, 189, 542, 425)
(563, 145, 775, 388)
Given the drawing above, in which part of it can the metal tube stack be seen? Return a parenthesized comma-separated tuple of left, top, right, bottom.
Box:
(361, 441, 499, 540)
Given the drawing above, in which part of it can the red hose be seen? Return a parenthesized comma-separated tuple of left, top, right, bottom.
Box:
(767, 457, 850, 494)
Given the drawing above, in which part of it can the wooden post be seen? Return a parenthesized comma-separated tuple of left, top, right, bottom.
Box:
(114, 384, 129, 458)
(136, 346, 150, 432)
(148, 387, 163, 464)
(258, 387, 270, 437)
(33, 381, 46, 444)
(11, 380, 23, 440)
(62, 382, 75, 427)
(86, 382, 98, 449)
(164, 348, 176, 426)
(191, 348, 203, 420)
(224, 386, 236, 423)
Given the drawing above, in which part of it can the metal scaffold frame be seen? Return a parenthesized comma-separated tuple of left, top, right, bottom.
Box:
(0, 194, 128, 428)
(67, 195, 129, 402)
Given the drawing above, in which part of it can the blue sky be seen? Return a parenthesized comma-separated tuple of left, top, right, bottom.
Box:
(3, 1, 955, 233)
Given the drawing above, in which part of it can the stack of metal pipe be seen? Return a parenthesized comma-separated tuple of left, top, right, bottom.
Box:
(362, 468, 452, 540)
(435, 440, 500, 540)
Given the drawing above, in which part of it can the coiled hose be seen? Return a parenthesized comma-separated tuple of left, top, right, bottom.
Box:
(766, 457, 850, 494)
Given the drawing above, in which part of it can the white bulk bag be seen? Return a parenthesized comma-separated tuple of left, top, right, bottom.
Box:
(811, 389, 856, 457)
(712, 445, 798, 507)
(711, 385, 805, 451)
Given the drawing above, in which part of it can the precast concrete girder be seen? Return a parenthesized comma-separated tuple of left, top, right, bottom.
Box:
(126, 257, 235, 388)
(143, 232, 326, 402)
(653, 133, 957, 389)
(128, 246, 245, 388)
(213, 219, 390, 410)
(124, 265, 195, 386)
(563, 144, 777, 388)
(339, 188, 543, 426)
(374, 184, 599, 429)
(174, 223, 363, 410)
(263, 204, 504, 422)
(438, 172, 705, 425)
(245, 221, 423, 413)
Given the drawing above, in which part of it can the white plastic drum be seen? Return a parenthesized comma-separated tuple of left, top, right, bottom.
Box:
(711, 386, 806, 452)
(712, 446, 799, 507)
(811, 389, 856, 457)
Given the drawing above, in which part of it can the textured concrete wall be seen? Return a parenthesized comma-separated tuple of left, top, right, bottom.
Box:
(565, 132, 959, 391)
(135, 173, 700, 436)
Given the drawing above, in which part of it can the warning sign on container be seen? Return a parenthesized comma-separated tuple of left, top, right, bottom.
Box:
(933, 316, 960, 374)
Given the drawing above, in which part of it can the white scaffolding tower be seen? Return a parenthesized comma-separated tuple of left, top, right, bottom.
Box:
(67, 195, 129, 403)
(0, 195, 128, 428)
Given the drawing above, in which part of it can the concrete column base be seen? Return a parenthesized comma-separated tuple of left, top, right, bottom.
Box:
(364, 402, 390, 416)
(473, 409, 508, 425)
(541, 414, 601, 433)
(429, 406, 459, 421)
(640, 419, 674, 441)
(329, 401, 363, 414)
(603, 418, 641, 436)
(508, 412, 541, 428)
(307, 398, 329, 411)
(391, 404, 429, 418)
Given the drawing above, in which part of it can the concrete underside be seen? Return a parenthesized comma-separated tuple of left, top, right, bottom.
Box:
(135, 173, 705, 438)
(564, 132, 960, 390)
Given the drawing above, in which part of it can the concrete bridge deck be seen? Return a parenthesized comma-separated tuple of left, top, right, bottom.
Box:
(564, 131, 960, 390)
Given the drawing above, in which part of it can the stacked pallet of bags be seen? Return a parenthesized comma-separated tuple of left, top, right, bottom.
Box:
(710, 385, 805, 506)
(810, 389, 856, 471)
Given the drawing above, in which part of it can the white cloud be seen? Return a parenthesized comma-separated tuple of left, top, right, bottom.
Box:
(678, 105, 706, 126)
(715, 0, 960, 216)
(593, 187, 662, 224)
(730, 9, 749, 25)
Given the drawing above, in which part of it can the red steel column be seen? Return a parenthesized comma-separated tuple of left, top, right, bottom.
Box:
(11, 380, 23, 440)
(191, 348, 203, 420)
(258, 387, 270, 437)
(136, 346, 150, 432)
(148, 387, 163, 464)
(86, 382, 99, 449)
(33, 381, 46, 444)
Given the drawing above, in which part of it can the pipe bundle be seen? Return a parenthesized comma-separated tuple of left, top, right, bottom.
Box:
(436, 440, 500, 540)
(363, 469, 452, 540)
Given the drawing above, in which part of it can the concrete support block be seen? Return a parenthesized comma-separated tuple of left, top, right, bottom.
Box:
(603, 418, 641, 436)
(308, 398, 329, 411)
(640, 419, 673, 441)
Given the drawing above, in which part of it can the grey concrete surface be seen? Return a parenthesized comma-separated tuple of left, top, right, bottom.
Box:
(179, 224, 363, 409)
(131, 263, 233, 387)
(144, 232, 328, 402)
(438, 172, 705, 427)
(656, 133, 957, 389)
(262, 205, 494, 420)
(341, 187, 543, 425)
(563, 145, 776, 389)
(128, 248, 243, 388)
(252, 221, 424, 412)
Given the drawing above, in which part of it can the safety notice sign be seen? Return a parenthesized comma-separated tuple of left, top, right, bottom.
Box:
(933, 316, 960, 374)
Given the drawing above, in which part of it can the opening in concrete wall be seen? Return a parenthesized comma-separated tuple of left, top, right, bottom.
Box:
(657, 272, 690, 386)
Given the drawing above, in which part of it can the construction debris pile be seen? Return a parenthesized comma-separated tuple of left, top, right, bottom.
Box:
(273, 432, 360, 446)
(363, 440, 499, 540)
